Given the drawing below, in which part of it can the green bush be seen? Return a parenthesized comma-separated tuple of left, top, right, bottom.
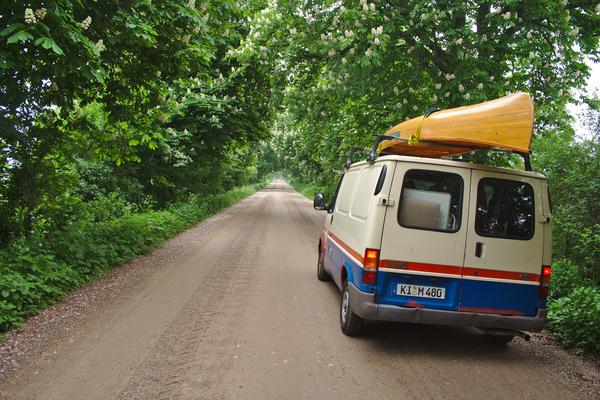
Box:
(0, 184, 261, 332)
(549, 258, 593, 300)
(548, 286, 600, 354)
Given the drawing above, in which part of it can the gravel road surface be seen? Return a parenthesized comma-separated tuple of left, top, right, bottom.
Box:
(1, 180, 599, 399)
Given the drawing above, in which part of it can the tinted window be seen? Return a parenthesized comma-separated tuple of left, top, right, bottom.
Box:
(475, 178, 535, 240)
(397, 170, 463, 232)
(374, 164, 387, 195)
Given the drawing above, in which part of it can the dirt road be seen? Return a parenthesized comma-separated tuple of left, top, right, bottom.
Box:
(1, 180, 597, 399)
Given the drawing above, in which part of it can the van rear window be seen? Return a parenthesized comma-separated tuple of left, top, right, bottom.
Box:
(397, 170, 463, 233)
(475, 178, 535, 240)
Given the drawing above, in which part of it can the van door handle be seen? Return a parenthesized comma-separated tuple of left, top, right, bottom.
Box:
(475, 242, 484, 258)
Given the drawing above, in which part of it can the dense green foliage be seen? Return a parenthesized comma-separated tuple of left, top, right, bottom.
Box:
(0, 1, 272, 331)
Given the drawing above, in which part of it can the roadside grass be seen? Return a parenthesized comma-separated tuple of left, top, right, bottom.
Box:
(0, 183, 265, 333)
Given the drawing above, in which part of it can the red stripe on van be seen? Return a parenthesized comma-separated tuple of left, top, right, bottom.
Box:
(380, 260, 540, 283)
(325, 230, 364, 265)
(462, 267, 540, 283)
(380, 260, 462, 276)
(458, 307, 525, 316)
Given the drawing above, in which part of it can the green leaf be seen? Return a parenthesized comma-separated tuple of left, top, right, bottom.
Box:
(0, 24, 21, 37)
(50, 42, 64, 55)
(128, 139, 139, 146)
(6, 30, 34, 44)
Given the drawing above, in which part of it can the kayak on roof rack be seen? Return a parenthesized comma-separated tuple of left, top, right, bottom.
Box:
(377, 92, 534, 159)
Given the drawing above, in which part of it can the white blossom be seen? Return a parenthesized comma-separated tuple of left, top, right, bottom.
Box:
(373, 37, 380, 45)
(321, 111, 327, 117)
(340, 5, 347, 12)
(561, 0, 568, 5)
(289, 28, 297, 35)
(369, 3, 376, 12)
(349, 47, 355, 55)
(376, 26, 383, 35)
(481, 34, 487, 42)
(403, 98, 408, 104)
(365, 48, 372, 57)
(360, 0, 367, 5)
(354, 20, 361, 27)
(393, 87, 399, 95)
(490, 76, 495, 81)
(35, 8, 47, 20)
(408, 87, 415, 93)
(321, 33, 327, 40)
(24, 8, 37, 24)
(344, 30, 353, 38)
(596, 4, 600, 12)
(342, 57, 347, 64)
(344, 73, 350, 79)
(465, 93, 471, 100)
(413, 105, 419, 111)
(95, 39, 106, 52)
(458, 84, 465, 92)
(188, 0, 195, 8)
(435, 83, 442, 90)
(477, 83, 484, 90)
(455, 37, 463, 45)
(445, 92, 450, 97)
(432, 94, 438, 102)
(363, 4, 369, 12)
(328, 48, 336, 56)
(383, 15, 390, 22)
(502, 12, 511, 20)
(526, 31, 532, 39)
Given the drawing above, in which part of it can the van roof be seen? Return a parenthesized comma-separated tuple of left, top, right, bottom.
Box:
(350, 154, 547, 179)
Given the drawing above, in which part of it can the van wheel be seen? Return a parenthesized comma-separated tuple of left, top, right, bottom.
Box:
(485, 334, 514, 345)
(317, 249, 331, 281)
(340, 282, 364, 336)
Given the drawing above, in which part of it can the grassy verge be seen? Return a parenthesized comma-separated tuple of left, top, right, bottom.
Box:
(0, 183, 265, 332)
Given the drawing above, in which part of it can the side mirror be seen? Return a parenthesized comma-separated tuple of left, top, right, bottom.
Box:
(313, 193, 327, 211)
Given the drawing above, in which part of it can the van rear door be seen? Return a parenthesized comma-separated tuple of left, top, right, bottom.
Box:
(460, 171, 544, 317)
(377, 163, 471, 311)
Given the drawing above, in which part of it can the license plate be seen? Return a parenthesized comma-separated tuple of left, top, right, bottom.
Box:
(397, 284, 446, 299)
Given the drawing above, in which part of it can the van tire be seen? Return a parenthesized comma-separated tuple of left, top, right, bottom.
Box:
(317, 249, 331, 281)
(340, 282, 364, 336)
(485, 334, 514, 345)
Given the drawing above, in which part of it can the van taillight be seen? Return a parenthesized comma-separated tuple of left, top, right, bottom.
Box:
(539, 265, 552, 299)
(362, 248, 379, 284)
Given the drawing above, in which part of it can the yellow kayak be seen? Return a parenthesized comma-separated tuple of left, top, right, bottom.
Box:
(379, 92, 534, 158)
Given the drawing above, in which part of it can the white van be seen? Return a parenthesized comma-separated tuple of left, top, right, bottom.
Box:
(313, 155, 552, 342)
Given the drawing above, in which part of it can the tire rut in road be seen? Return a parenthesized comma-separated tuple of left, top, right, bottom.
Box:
(118, 194, 271, 400)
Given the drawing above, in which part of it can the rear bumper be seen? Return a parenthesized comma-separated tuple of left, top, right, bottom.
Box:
(348, 283, 546, 332)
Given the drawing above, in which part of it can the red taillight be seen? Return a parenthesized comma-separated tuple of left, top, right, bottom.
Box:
(539, 265, 552, 299)
(362, 248, 379, 284)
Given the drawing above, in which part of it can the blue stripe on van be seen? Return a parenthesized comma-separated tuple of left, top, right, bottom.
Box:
(458, 279, 540, 316)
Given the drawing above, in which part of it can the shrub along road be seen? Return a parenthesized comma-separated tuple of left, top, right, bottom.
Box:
(1, 180, 598, 399)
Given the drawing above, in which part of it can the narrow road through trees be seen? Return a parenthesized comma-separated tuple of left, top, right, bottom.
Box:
(1, 181, 597, 399)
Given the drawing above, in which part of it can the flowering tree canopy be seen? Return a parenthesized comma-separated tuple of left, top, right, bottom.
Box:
(235, 0, 599, 184)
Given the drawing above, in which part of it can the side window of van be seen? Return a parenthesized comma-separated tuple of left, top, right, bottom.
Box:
(397, 169, 463, 232)
(475, 178, 535, 240)
(328, 174, 345, 213)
